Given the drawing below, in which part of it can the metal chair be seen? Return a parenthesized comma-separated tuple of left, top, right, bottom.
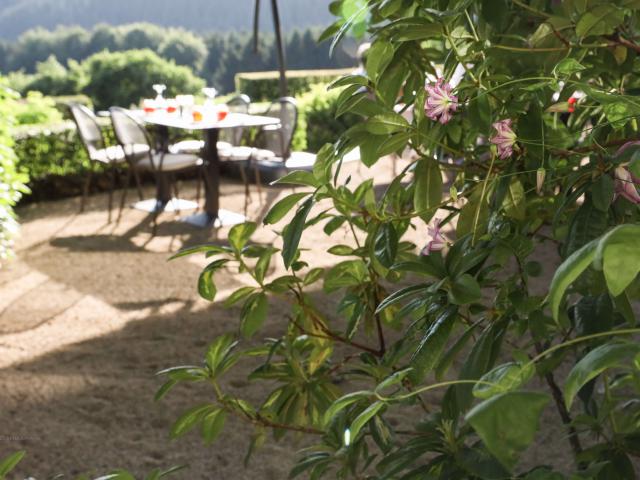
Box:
(221, 97, 298, 213)
(109, 107, 204, 230)
(169, 94, 252, 155)
(70, 103, 146, 223)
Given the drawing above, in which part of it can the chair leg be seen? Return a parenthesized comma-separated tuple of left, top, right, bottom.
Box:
(117, 168, 132, 223)
(80, 163, 94, 213)
(253, 163, 264, 207)
(195, 169, 202, 211)
(132, 167, 144, 200)
(107, 166, 118, 224)
(239, 162, 250, 217)
(173, 174, 181, 215)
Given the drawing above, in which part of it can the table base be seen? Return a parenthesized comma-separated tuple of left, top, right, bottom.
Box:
(132, 198, 199, 213)
(180, 209, 246, 228)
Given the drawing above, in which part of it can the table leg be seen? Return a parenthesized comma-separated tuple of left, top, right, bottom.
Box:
(181, 128, 245, 228)
(132, 125, 197, 213)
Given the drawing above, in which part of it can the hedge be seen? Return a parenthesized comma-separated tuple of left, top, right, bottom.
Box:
(235, 68, 353, 102)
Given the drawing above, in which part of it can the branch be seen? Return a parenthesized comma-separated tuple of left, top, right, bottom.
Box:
(534, 342, 583, 462)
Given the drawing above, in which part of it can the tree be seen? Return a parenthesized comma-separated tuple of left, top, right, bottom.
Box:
(80, 49, 205, 109)
(164, 1, 640, 479)
(159, 30, 208, 72)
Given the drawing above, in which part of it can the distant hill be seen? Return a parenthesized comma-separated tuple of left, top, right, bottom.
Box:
(0, 0, 335, 40)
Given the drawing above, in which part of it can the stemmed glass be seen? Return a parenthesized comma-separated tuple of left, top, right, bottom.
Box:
(202, 87, 218, 107)
(152, 84, 167, 102)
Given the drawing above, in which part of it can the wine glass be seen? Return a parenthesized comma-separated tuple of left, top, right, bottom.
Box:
(152, 84, 167, 102)
(202, 87, 218, 107)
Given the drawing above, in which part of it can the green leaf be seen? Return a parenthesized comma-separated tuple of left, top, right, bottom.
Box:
(201, 408, 227, 444)
(0, 451, 25, 477)
(366, 40, 394, 82)
(206, 334, 238, 376)
(591, 175, 615, 212)
(263, 192, 311, 225)
(466, 391, 550, 470)
(224, 286, 256, 307)
(414, 157, 442, 221)
(595, 224, 640, 296)
(282, 197, 314, 268)
(254, 247, 276, 284)
(240, 292, 269, 338)
(502, 179, 525, 220)
(366, 112, 410, 135)
(548, 239, 598, 321)
(169, 244, 229, 260)
(350, 401, 386, 440)
(228, 222, 257, 252)
(273, 170, 320, 187)
(324, 260, 368, 293)
(197, 259, 228, 301)
(324, 390, 372, 427)
(170, 404, 215, 439)
(375, 283, 430, 313)
(575, 5, 626, 38)
(473, 362, 535, 399)
(553, 58, 586, 77)
(448, 274, 481, 305)
(374, 223, 398, 268)
(468, 91, 492, 135)
(410, 307, 457, 383)
(564, 342, 640, 409)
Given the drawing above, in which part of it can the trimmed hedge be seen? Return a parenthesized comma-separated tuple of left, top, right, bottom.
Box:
(292, 83, 359, 153)
(235, 68, 353, 102)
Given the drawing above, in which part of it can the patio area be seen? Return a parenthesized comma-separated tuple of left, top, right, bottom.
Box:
(1, 158, 405, 478)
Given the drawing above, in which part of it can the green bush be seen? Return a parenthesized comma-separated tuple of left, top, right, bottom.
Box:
(80, 49, 205, 110)
(12, 91, 64, 126)
(235, 68, 353, 102)
(0, 80, 29, 265)
(18, 55, 85, 96)
(13, 122, 92, 180)
(292, 83, 360, 152)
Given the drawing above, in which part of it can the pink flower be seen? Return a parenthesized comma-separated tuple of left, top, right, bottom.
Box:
(425, 78, 458, 124)
(614, 166, 640, 204)
(490, 119, 517, 160)
(420, 218, 446, 255)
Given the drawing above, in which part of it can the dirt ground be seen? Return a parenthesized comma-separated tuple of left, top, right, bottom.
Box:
(0, 157, 572, 479)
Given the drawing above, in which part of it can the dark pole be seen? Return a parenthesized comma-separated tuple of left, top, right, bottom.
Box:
(270, 0, 288, 97)
(253, 0, 261, 53)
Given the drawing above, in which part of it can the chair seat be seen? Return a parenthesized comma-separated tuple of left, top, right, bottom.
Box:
(169, 140, 233, 154)
(92, 144, 150, 163)
(219, 146, 276, 162)
(256, 151, 317, 170)
(137, 152, 203, 172)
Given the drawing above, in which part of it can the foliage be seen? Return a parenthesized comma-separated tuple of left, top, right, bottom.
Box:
(1, 23, 356, 93)
(235, 68, 354, 102)
(12, 91, 64, 126)
(0, 1, 335, 42)
(0, 78, 29, 266)
(164, 0, 640, 478)
(79, 49, 205, 110)
(293, 83, 360, 152)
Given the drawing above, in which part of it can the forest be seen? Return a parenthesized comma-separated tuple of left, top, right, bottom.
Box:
(0, 22, 356, 93)
(0, 0, 334, 40)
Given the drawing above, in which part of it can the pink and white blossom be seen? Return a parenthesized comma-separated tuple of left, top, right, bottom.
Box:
(490, 119, 517, 160)
(425, 78, 459, 124)
(614, 166, 640, 204)
(420, 218, 446, 255)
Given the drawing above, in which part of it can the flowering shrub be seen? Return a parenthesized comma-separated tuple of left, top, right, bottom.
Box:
(164, 1, 640, 478)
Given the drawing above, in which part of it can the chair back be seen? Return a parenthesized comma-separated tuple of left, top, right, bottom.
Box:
(220, 94, 251, 146)
(69, 103, 105, 161)
(256, 97, 298, 159)
(110, 106, 155, 161)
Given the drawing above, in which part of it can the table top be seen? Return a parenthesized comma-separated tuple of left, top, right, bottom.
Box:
(141, 111, 281, 130)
